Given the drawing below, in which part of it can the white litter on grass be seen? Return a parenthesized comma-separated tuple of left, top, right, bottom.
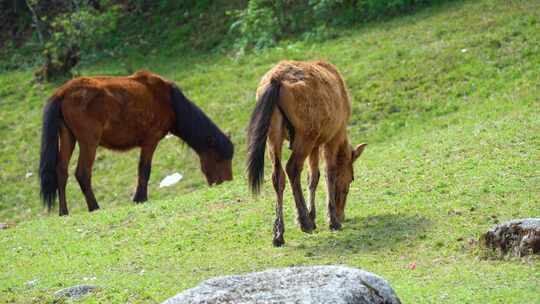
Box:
(159, 173, 183, 188)
(461, 48, 468, 53)
(25, 172, 33, 178)
(82, 276, 97, 281)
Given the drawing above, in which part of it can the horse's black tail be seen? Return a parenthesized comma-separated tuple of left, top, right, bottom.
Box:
(39, 97, 63, 211)
(247, 78, 281, 195)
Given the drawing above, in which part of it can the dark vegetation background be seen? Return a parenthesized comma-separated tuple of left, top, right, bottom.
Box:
(1, 0, 449, 79)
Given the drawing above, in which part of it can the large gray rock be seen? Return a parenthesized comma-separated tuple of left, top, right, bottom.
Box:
(54, 285, 99, 299)
(162, 266, 401, 304)
(482, 218, 540, 256)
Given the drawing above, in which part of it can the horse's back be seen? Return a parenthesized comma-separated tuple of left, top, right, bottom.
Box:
(57, 75, 153, 120)
(259, 60, 351, 140)
(53, 71, 175, 150)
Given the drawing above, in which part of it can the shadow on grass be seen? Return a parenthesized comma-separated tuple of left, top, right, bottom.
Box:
(298, 213, 430, 254)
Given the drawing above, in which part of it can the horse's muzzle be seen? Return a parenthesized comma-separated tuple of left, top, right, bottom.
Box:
(207, 171, 232, 186)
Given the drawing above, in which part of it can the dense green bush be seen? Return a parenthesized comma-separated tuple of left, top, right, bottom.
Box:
(1, 0, 450, 73)
(229, 0, 449, 52)
(229, 0, 280, 51)
(5, 0, 232, 78)
(14, 0, 119, 81)
(34, 4, 119, 81)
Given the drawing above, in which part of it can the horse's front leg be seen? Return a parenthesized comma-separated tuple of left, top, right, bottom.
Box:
(324, 163, 341, 230)
(323, 145, 341, 230)
(307, 147, 320, 225)
(133, 142, 158, 203)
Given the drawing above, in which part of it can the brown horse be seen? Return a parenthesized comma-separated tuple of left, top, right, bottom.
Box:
(247, 60, 366, 246)
(39, 70, 234, 216)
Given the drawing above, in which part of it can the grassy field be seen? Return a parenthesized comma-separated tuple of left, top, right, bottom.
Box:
(1, 0, 539, 303)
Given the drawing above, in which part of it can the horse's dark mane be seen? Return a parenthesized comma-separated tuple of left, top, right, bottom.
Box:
(170, 84, 233, 160)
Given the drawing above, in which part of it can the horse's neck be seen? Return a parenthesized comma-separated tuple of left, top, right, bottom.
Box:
(337, 138, 350, 154)
(333, 128, 350, 151)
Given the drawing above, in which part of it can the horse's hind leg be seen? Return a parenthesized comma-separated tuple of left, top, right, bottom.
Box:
(268, 116, 286, 247)
(286, 137, 315, 233)
(307, 147, 320, 225)
(270, 147, 286, 247)
(57, 125, 75, 216)
(75, 141, 100, 212)
(133, 141, 158, 203)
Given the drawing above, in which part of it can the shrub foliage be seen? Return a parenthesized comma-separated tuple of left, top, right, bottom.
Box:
(30, 1, 119, 81)
(1, 0, 449, 79)
(230, 0, 449, 51)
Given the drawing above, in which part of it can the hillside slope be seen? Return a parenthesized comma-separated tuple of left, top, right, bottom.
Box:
(1, 0, 538, 222)
(0, 0, 539, 303)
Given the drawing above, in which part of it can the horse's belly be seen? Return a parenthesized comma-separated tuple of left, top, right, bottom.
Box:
(99, 123, 143, 151)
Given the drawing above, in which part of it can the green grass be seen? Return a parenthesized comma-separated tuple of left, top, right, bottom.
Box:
(1, 0, 539, 303)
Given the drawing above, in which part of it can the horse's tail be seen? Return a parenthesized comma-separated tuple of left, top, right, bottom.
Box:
(247, 78, 281, 195)
(39, 96, 63, 210)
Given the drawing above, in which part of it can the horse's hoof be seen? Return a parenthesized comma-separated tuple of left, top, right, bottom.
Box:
(59, 211, 69, 217)
(88, 205, 100, 212)
(308, 218, 317, 230)
(309, 211, 316, 223)
(273, 237, 285, 247)
(132, 196, 148, 204)
(329, 222, 342, 231)
(300, 220, 316, 233)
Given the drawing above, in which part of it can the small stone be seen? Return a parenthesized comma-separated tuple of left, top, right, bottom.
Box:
(54, 285, 99, 299)
(162, 265, 401, 304)
(0, 223, 8, 230)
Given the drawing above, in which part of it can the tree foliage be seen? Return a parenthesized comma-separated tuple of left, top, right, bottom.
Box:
(24, 0, 118, 81)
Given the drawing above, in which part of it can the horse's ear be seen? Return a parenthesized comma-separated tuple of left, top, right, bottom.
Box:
(352, 143, 367, 162)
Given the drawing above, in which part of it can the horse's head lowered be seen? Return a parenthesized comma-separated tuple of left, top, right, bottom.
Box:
(198, 134, 233, 186)
(336, 143, 367, 221)
(169, 83, 234, 186)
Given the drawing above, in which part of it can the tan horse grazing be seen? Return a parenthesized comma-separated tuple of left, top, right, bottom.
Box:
(39, 70, 234, 216)
(247, 60, 367, 246)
